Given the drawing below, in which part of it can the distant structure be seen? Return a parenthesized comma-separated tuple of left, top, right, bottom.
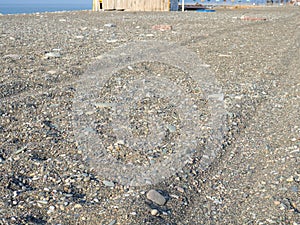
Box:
(92, 0, 102, 11)
(92, 0, 178, 11)
(290, 0, 300, 5)
(195, 0, 289, 5)
(92, 0, 291, 11)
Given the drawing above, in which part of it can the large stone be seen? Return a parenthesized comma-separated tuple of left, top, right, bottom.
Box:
(146, 190, 166, 206)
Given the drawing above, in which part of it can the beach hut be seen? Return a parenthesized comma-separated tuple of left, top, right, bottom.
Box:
(92, 0, 179, 11)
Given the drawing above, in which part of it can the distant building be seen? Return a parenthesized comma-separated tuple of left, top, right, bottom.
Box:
(92, 0, 291, 11)
(182, 0, 288, 5)
(93, 0, 179, 11)
(290, 0, 300, 5)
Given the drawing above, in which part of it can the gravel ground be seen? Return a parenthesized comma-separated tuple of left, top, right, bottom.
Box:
(0, 7, 299, 225)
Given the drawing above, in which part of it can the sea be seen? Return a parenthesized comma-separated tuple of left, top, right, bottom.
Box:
(0, 3, 91, 15)
(0, 0, 270, 15)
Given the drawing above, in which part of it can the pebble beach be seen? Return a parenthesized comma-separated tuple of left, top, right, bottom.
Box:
(0, 7, 300, 224)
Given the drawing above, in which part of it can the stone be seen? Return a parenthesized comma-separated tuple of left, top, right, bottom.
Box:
(176, 186, 185, 193)
(44, 52, 61, 59)
(146, 34, 155, 37)
(108, 220, 116, 225)
(37, 200, 48, 205)
(106, 39, 118, 43)
(274, 201, 281, 206)
(73, 204, 82, 209)
(103, 180, 115, 187)
(146, 189, 166, 206)
(83, 176, 90, 182)
(151, 209, 159, 216)
(167, 124, 176, 133)
(146, 34, 154, 37)
(286, 176, 294, 182)
(291, 186, 298, 193)
(47, 70, 57, 75)
(3, 54, 21, 60)
(104, 23, 116, 28)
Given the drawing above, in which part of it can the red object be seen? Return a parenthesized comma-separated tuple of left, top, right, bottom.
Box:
(240, 16, 267, 21)
(152, 25, 173, 31)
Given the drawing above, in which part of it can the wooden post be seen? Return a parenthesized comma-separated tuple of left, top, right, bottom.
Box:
(92, 0, 101, 11)
(165, 0, 171, 11)
(182, 0, 185, 11)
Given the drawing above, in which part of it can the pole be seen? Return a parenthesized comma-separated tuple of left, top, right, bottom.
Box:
(92, 0, 101, 11)
(182, 0, 185, 11)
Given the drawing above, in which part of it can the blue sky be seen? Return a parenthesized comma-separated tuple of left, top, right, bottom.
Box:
(0, 0, 90, 4)
(0, 0, 197, 5)
(0, 0, 197, 4)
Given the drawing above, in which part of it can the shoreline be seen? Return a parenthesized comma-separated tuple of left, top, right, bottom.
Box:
(0, 9, 92, 16)
(0, 4, 294, 16)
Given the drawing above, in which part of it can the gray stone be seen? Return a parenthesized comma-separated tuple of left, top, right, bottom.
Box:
(167, 124, 176, 133)
(108, 220, 116, 225)
(3, 54, 21, 60)
(103, 180, 115, 187)
(104, 23, 116, 28)
(146, 190, 166, 206)
(44, 52, 61, 59)
(106, 39, 118, 43)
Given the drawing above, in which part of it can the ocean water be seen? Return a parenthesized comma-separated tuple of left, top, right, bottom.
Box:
(0, 1, 199, 14)
(0, 0, 271, 15)
(0, 3, 91, 15)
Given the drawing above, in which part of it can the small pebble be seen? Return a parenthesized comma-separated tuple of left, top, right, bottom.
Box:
(44, 52, 61, 59)
(151, 209, 159, 216)
(146, 34, 154, 37)
(83, 176, 90, 182)
(104, 23, 116, 27)
(108, 220, 116, 225)
(37, 200, 48, 205)
(176, 186, 185, 193)
(3, 54, 21, 60)
(274, 201, 281, 206)
(103, 180, 115, 187)
(106, 39, 118, 43)
(73, 204, 82, 209)
(291, 186, 298, 193)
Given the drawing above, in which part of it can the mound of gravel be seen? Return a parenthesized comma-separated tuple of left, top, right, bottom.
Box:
(0, 7, 299, 224)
